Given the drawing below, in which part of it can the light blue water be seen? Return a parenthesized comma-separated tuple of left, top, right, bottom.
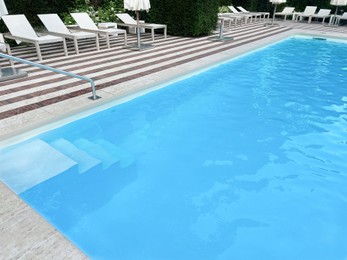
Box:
(1, 37, 347, 259)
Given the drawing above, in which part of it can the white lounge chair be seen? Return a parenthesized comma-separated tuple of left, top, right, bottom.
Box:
(274, 7, 295, 21)
(293, 6, 318, 23)
(70, 12, 127, 48)
(228, 6, 253, 23)
(38, 14, 99, 54)
(218, 13, 243, 26)
(237, 6, 270, 21)
(311, 9, 331, 24)
(116, 13, 167, 42)
(2, 14, 68, 61)
(334, 12, 347, 25)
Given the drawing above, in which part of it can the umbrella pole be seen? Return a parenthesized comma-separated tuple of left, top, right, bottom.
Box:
(136, 10, 141, 49)
(272, 3, 277, 25)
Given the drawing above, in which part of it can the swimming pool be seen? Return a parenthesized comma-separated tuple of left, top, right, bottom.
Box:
(1, 36, 347, 259)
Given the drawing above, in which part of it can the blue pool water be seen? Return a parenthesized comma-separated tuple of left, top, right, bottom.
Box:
(1, 36, 347, 259)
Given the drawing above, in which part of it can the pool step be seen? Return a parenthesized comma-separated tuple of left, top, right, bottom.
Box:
(73, 138, 120, 170)
(95, 139, 135, 168)
(50, 138, 102, 174)
(0, 139, 78, 194)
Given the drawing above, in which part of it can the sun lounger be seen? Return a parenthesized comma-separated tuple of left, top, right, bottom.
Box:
(310, 9, 331, 24)
(274, 7, 295, 21)
(38, 14, 99, 54)
(70, 12, 127, 48)
(115, 13, 167, 42)
(2, 14, 68, 61)
(293, 6, 318, 23)
(228, 6, 254, 23)
(334, 12, 347, 25)
(218, 13, 243, 26)
(237, 6, 270, 21)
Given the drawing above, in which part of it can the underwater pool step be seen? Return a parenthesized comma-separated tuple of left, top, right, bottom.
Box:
(50, 138, 102, 174)
(73, 138, 120, 169)
(95, 139, 135, 168)
(0, 139, 78, 194)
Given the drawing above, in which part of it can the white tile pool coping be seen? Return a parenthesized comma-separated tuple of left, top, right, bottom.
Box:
(1, 26, 347, 258)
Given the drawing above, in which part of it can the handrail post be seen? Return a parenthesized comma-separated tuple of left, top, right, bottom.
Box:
(0, 53, 100, 100)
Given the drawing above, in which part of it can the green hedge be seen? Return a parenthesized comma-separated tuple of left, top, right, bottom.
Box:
(147, 0, 220, 37)
(231, 0, 344, 13)
(4, 0, 76, 25)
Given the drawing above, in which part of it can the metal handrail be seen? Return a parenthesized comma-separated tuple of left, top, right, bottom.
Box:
(0, 53, 100, 100)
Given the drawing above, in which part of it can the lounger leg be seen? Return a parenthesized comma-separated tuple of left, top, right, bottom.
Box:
(34, 42, 43, 61)
(151, 28, 154, 42)
(96, 35, 100, 50)
(106, 33, 110, 48)
(124, 32, 127, 46)
(62, 38, 68, 57)
(5, 43, 14, 67)
(164, 26, 167, 38)
(73, 37, 79, 55)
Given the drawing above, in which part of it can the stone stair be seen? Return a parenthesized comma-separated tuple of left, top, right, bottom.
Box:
(0, 139, 78, 194)
(0, 137, 136, 194)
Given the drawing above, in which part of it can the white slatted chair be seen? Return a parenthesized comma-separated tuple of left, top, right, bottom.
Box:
(293, 6, 318, 23)
(38, 14, 99, 54)
(228, 6, 254, 23)
(70, 12, 127, 48)
(335, 12, 347, 25)
(274, 7, 295, 21)
(116, 13, 167, 42)
(311, 9, 331, 24)
(237, 6, 270, 21)
(2, 14, 68, 61)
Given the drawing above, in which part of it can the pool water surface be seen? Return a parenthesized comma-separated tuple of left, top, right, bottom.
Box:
(1, 36, 347, 259)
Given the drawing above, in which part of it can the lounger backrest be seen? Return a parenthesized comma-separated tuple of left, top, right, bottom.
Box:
(282, 7, 295, 14)
(237, 6, 248, 13)
(38, 14, 70, 34)
(228, 6, 240, 14)
(2, 14, 37, 39)
(70, 13, 98, 30)
(303, 6, 317, 15)
(316, 9, 331, 16)
(116, 13, 137, 25)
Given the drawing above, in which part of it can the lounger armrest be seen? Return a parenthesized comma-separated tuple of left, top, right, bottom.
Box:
(3, 33, 38, 44)
(118, 22, 166, 29)
(39, 31, 78, 39)
(71, 28, 108, 35)
(117, 23, 136, 28)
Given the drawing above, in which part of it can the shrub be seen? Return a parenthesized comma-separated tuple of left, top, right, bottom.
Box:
(147, 0, 219, 37)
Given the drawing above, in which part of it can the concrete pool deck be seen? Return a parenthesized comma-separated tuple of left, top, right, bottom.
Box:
(1, 20, 347, 258)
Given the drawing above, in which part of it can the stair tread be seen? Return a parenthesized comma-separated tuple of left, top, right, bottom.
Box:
(73, 138, 119, 169)
(50, 138, 101, 174)
(0, 139, 77, 194)
(95, 139, 135, 168)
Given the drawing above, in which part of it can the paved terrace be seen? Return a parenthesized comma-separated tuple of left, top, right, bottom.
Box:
(1, 19, 347, 258)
